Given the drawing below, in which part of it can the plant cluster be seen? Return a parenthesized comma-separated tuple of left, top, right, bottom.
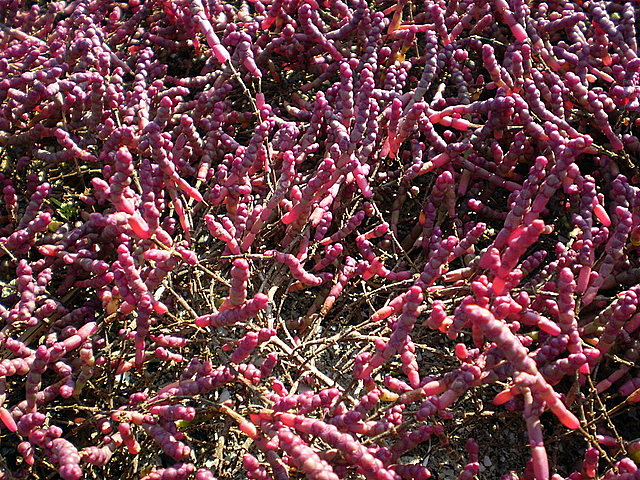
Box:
(0, 0, 640, 479)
